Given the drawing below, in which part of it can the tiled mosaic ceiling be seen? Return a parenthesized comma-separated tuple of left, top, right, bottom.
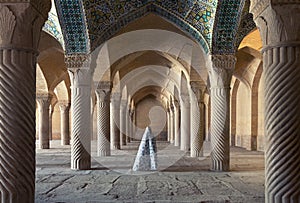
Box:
(55, 0, 246, 54)
(55, 0, 89, 53)
(212, 0, 245, 54)
(83, 0, 217, 53)
(43, 12, 65, 49)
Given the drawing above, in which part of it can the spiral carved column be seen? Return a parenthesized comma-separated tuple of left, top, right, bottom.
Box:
(180, 95, 190, 151)
(59, 101, 70, 146)
(37, 94, 52, 149)
(67, 55, 93, 170)
(173, 100, 180, 147)
(111, 93, 121, 150)
(120, 100, 127, 147)
(208, 55, 236, 171)
(190, 83, 205, 157)
(95, 82, 111, 157)
(250, 2, 300, 202)
(0, 2, 50, 203)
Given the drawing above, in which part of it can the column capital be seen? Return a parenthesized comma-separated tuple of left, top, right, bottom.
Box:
(95, 81, 112, 90)
(95, 89, 111, 103)
(250, 1, 300, 48)
(36, 93, 52, 102)
(36, 93, 51, 112)
(190, 82, 206, 103)
(67, 55, 92, 87)
(65, 54, 91, 69)
(0, 0, 51, 18)
(208, 54, 236, 88)
(58, 100, 70, 112)
(0, 2, 50, 50)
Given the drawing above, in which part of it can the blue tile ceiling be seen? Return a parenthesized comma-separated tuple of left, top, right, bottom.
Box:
(54, 0, 246, 55)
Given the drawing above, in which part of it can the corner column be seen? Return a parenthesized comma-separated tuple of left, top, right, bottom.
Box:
(126, 105, 131, 143)
(111, 93, 121, 149)
(37, 94, 52, 149)
(0, 2, 51, 203)
(173, 100, 180, 147)
(59, 101, 70, 146)
(120, 100, 127, 147)
(169, 103, 175, 144)
(190, 82, 205, 157)
(180, 95, 190, 151)
(208, 54, 236, 171)
(67, 54, 92, 170)
(95, 82, 111, 156)
(250, 1, 300, 202)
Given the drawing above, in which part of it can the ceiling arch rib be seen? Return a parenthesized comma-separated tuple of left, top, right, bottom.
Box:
(92, 29, 207, 83)
(115, 66, 180, 99)
(83, 0, 218, 53)
(212, 0, 245, 54)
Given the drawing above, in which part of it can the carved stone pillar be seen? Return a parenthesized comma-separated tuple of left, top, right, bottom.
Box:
(0, 2, 50, 203)
(180, 95, 190, 151)
(37, 94, 52, 149)
(250, 2, 300, 202)
(67, 54, 93, 170)
(111, 93, 121, 150)
(173, 100, 180, 147)
(167, 107, 171, 142)
(59, 101, 70, 146)
(190, 82, 205, 157)
(120, 100, 127, 147)
(126, 106, 131, 143)
(208, 54, 236, 171)
(95, 82, 111, 157)
(130, 108, 135, 141)
(169, 103, 175, 144)
(49, 104, 54, 140)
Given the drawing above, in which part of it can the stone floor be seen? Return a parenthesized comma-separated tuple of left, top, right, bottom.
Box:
(35, 140, 265, 203)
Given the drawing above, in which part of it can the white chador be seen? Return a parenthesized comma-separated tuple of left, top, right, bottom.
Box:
(132, 127, 157, 171)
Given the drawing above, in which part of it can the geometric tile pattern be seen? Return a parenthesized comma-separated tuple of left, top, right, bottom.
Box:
(55, 0, 89, 54)
(54, 0, 246, 55)
(43, 12, 65, 49)
(234, 0, 256, 50)
(83, 0, 217, 53)
(212, 0, 245, 54)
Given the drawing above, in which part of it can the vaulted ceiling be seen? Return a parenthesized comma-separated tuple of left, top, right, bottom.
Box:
(48, 0, 255, 55)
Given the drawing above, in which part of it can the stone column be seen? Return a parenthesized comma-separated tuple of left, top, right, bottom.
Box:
(0, 2, 50, 203)
(190, 82, 205, 157)
(95, 82, 111, 157)
(130, 108, 135, 141)
(49, 104, 54, 140)
(126, 106, 131, 143)
(169, 104, 175, 144)
(67, 55, 93, 170)
(180, 95, 190, 151)
(111, 93, 121, 149)
(59, 101, 70, 146)
(173, 100, 180, 147)
(250, 2, 300, 202)
(37, 94, 52, 149)
(167, 107, 171, 142)
(120, 100, 127, 147)
(208, 55, 236, 171)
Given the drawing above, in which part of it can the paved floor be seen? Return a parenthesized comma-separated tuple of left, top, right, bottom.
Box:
(35, 141, 265, 203)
